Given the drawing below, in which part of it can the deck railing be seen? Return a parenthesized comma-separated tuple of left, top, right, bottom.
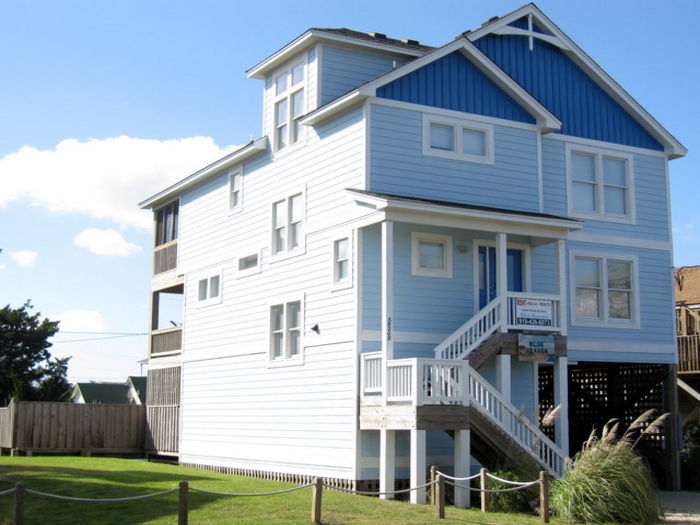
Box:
(433, 297, 501, 361)
(360, 354, 567, 477)
(151, 327, 182, 355)
(678, 334, 700, 373)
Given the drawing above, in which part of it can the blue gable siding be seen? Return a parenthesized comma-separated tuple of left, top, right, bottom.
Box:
(376, 51, 535, 124)
(370, 104, 539, 211)
(473, 34, 664, 151)
(321, 45, 399, 105)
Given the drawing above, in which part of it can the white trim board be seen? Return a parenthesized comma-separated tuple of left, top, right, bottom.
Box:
(567, 232, 670, 251)
(545, 133, 669, 159)
(568, 339, 675, 354)
(361, 330, 449, 345)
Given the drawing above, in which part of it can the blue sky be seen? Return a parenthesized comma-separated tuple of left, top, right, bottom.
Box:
(1, 0, 697, 382)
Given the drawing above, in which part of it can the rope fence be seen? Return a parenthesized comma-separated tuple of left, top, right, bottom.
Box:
(431, 467, 550, 522)
(0, 467, 550, 524)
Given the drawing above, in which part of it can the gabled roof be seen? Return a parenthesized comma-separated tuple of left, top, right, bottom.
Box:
(127, 376, 147, 404)
(467, 3, 686, 158)
(247, 28, 432, 79)
(302, 37, 562, 132)
(139, 137, 268, 209)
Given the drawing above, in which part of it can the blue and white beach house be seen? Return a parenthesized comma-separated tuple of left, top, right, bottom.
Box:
(140, 4, 686, 502)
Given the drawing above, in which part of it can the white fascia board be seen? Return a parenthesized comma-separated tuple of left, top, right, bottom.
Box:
(346, 189, 582, 234)
(247, 30, 427, 79)
(139, 137, 268, 209)
(357, 37, 561, 133)
(300, 91, 366, 126)
(468, 4, 687, 159)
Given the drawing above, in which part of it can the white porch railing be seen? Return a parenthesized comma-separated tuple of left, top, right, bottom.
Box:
(433, 292, 561, 362)
(360, 353, 568, 477)
(433, 297, 501, 360)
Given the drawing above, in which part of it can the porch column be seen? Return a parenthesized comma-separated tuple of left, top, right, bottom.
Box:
(553, 356, 569, 456)
(381, 221, 394, 405)
(495, 354, 512, 402)
(410, 429, 426, 504)
(496, 233, 508, 332)
(556, 239, 568, 336)
(453, 429, 471, 508)
(379, 429, 396, 499)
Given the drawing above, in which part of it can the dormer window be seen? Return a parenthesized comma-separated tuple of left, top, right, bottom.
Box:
(274, 61, 305, 150)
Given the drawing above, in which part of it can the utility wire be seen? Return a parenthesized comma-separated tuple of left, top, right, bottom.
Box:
(58, 331, 147, 335)
(52, 333, 148, 344)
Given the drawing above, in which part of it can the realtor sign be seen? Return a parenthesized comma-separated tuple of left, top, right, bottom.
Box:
(514, 298, 553, 327)
(518, 335, 555, 362)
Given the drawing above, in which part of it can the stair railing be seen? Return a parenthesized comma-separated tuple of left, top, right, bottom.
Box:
(433, 297, 502, 361)
(466, 366, 567, 477)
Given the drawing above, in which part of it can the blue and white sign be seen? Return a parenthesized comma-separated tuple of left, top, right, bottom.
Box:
(517, 334, 555, 362)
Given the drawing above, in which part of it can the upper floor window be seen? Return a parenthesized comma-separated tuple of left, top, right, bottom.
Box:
(272, 193, 304, 256)
(411, 232, 453, 278)
(567, 146, 634, 223)
(196, 270, 222, 306)
(422, 114, 494, 164)
(572, 253, 638, 327)
(155, 201, 179, 246)
(274, 61, 305, 151)
(270, 299, 302, 361)
(229, 170, 242, 211)
(333, 238, 350, 283)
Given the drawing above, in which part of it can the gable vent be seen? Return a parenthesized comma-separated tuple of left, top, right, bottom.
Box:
(369, 32, 387, 39)
(401, 38, 420, 45)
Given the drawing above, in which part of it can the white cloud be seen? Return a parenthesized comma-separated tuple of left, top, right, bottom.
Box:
(9, 250, 38, 266)
(0, 264, 5, 271)
(52, 309, 109, 333)
(74, 228, 142, 257)
(0, 136, 240, 229)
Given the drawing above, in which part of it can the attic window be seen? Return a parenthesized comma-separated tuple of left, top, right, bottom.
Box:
(273, 60, 305, 151)
(423, 114, 494, 165)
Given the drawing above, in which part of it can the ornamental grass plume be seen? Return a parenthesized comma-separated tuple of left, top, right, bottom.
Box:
(550, 441, 661, 524)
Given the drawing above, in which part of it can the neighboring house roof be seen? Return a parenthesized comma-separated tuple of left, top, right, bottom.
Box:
(247, 28, 432, 79)
(127, 376, 147, 404)
(675, 266, 700, 305)
(73, 382, 132, 404)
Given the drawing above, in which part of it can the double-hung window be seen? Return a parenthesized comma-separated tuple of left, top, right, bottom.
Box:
(568, 146, 634, 222)
(411, 232, 453, 278)
(270, 300, 302, 361)
(273, 61, 305, 151)
(423, 114, 494, 164)
(573, 253, 637, 326)
(229, 170, 242, 211)
(272, 193, 303, 255)
(196, 270, 222, 306)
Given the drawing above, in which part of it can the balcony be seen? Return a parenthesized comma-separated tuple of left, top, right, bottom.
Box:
(151, 327, 182, 356)
(678, 335, 700, 374)
(154, 241, 178, 275)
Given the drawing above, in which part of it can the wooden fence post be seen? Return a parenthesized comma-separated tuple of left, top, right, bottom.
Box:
(311, 477, 323, 524)
(14, 482, 24, 525)
(436, 474, 445, 519)
(178, 481, 188, 525)
(429, 465, 436, 504)
(480, 468, 489, 513)
(539, 471, 549, 523)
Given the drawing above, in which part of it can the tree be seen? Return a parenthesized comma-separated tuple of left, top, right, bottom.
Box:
(0, 301, 70, 404)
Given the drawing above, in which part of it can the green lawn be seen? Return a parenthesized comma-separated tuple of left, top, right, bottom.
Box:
(0, 456, 568, 524)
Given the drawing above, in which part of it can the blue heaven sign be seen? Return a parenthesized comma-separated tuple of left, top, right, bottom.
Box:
(517, 334, 555, 362)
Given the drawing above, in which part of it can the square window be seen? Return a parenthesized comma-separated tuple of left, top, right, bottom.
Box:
(411, 232, 452, 278)
(462, 128, 486, 156)
(423, 115, 493, 164)
(430, 124, 454, 151)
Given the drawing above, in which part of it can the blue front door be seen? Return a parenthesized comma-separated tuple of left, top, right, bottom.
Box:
(478, 246, 524, 308)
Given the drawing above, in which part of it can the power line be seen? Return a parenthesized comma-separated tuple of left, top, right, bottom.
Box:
(57, 331, 147, 336)
(52, 333, 148, 344)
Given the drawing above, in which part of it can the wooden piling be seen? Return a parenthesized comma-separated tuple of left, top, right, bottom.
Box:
(480, 468, 489, 512)
(14, 483, 24, 525)
(311, 477, 323, 524)
(178, 481, 188, 525)
(539, 471, 549, 523)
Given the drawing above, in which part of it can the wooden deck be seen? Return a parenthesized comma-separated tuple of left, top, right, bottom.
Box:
(359, 404, 470, 431)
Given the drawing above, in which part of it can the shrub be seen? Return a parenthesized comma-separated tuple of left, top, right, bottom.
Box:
(488, 467, 538, 514)
(551, 441, 660, 524)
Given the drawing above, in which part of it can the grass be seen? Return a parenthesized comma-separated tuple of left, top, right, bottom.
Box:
(0, 456, 578, 525)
